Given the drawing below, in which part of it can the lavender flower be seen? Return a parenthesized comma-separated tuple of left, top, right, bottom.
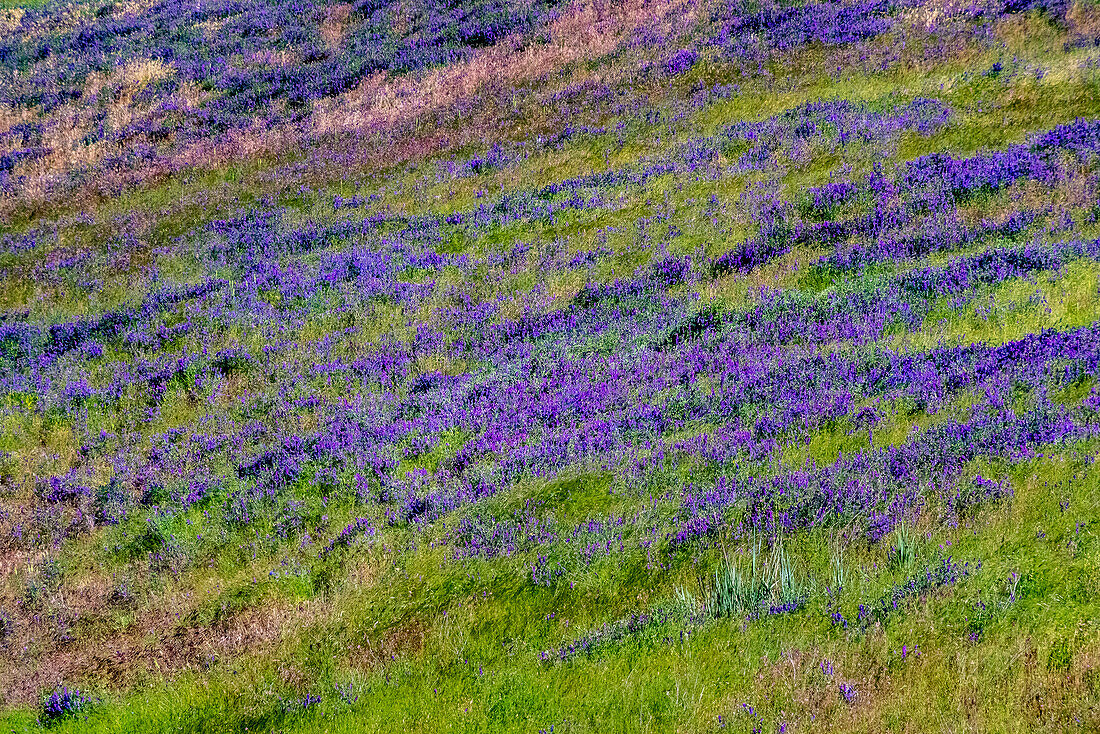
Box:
(40, 685, 94, 724)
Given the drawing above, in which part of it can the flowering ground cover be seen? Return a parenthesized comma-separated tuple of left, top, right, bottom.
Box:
(2, 0, 1100, 730)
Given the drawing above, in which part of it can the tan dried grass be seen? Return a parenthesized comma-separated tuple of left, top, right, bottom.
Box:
(321, 3, 353, 49)
(1068, 0, 1100, 38)
(0, 585, 333, 705)
(310, 0, 695, 139)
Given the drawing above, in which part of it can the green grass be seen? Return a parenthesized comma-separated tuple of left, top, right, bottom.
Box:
(6, 437, 1096, 732)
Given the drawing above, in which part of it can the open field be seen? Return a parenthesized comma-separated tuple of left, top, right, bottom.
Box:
(2, 0, 1100, 730)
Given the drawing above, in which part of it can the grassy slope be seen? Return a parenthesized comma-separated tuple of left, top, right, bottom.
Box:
(1, 5, 1100, 734)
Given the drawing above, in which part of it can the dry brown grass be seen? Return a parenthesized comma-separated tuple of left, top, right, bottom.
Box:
(171, 0, 695, 190)
(0, 0, 697, 220)
(0, 586, 333, 706)
(701, 635, 1100, 731)
(311, 0, 694, 140)
(347, 617, 428, 670)
(900, 0, 990, 32)
(1014, 634, 1100, 729)
(1, 55, 180, 211)
(1068, 0, 1100, 40)
(956, 169, 1100, 227)
(0, 8, 25, 34)
(246, 47, 302, 68)
(321, 3, 353, 50)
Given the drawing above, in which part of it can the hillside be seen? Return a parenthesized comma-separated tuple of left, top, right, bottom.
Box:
(1, 0, 1100, 730)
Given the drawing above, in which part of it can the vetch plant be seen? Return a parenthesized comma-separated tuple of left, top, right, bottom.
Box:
(40, 685, 95, 725)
